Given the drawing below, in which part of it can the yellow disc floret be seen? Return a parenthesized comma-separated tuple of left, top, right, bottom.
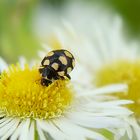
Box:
(0, 64, 73, 119)
(95, 60, 140, 118)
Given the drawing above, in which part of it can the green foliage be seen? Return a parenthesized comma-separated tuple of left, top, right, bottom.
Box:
(106, 0, 140, 36)
(0, 0, 40, 63)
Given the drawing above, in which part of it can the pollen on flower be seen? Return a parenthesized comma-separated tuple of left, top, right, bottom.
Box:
(0, 64, 73, 119)
(95, 60, 140, 118)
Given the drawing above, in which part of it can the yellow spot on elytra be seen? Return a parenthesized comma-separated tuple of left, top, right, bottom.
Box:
(95, 60, 140, 118)
(67, 67, 72, 74)
(59, 56, 67, 65)
(64, 51, 73, 58)
(0, 64, 73, 119)
(47, 51, 54, 57)
(43, 59, 50, 65)
(52, 63, 59, 70)
(58, 71, 65, 76)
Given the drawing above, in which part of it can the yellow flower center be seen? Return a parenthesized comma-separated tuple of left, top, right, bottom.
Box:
(95, 60, 140, 118)
(0, 64, 73, 119)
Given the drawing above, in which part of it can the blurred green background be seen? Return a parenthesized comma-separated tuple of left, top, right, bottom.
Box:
(0, 0, 140, 63)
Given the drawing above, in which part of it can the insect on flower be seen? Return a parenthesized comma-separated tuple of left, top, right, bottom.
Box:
(39, 49, 75, 86)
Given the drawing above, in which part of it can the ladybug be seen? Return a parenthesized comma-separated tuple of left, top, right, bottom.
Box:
(39, 49, 75, 86)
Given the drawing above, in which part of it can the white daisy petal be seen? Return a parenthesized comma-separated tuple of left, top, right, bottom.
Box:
(10, 120, 26, 140)
(77, 84, 128, 97)
(0, 118, 17, 137)
(0, 119, 20, 140)
(0, 118, 13, 128)
(28, 121, 35, 140)
(0, 117, 10, 124)
(19, 119, 30, 140)
(19, 57, 27, 69)
(83, 100, 133, 109)
(36, 123, 47, 140)
(0, 57, 8, 72)
(80, 105, 133, 117)
(127, 117, 140, 139)
(68, 112, 125, 129)
(93, 84, 128, 95)
(37, 119, 67, 140)
(54, 118, 107, 140)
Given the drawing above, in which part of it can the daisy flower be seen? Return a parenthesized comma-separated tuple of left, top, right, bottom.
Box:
(33, 1, 140, 139)
(35, 6, 140, 139)
(0, 55, 133, 140)
(91, 20, 140, 140)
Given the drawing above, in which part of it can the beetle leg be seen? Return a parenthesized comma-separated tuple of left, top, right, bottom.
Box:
(59, 76, 65, 80)
(39, 67, 43, 73)
(53, 75, 59, 80)
(41, 78, 52, 86)
(65, 74, 71, 80)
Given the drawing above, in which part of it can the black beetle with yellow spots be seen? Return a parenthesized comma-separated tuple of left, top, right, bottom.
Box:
(39, 49, 75, 86)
